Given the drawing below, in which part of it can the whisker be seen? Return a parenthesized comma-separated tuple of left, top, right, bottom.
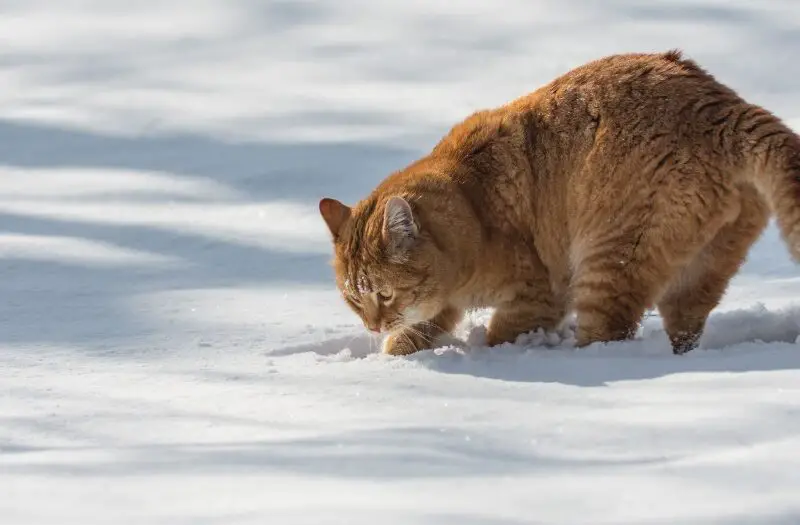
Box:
(385, 316, 445, 349)
(342, 333, 358, 348)
(418, 320, 444, 332)
(402, 331, 416, 351)
(398, 323, 434, 345)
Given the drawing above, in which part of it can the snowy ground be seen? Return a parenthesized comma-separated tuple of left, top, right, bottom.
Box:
(2, 1, 800, 524)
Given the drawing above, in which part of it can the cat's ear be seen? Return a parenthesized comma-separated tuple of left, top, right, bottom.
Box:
(382, 196, 418, 255)
(319, 198, 351, 240)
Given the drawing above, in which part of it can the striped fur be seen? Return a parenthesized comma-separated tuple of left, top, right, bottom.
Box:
(320, 50, 799, 355)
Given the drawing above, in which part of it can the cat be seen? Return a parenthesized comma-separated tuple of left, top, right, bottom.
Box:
(318, 50, 800, 356)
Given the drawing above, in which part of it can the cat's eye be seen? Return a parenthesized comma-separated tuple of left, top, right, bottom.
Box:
(377, 290, 393, 302)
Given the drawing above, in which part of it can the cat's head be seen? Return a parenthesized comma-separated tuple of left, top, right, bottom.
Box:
(318, 195, 448, 334)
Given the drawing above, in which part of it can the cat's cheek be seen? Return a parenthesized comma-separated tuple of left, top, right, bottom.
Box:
(402, 307, 426, 325)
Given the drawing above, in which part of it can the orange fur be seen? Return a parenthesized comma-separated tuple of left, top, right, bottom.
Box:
(319, 50, 800, 355)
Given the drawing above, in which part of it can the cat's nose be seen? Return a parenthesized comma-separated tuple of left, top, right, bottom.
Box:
(366, 322, 381, 333)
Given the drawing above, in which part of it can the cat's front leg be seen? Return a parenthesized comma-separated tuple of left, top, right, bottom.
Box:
(382, 306, 463, 355)
(486, 291, 566, 347)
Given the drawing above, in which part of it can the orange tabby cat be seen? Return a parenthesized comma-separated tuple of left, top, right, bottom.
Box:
(319, 50, 800, 356)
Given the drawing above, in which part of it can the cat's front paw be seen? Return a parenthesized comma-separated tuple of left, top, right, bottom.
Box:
(382, 331, 424, 356)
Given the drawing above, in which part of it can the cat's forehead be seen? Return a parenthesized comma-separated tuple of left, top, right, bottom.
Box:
(343, 271, 374, 295)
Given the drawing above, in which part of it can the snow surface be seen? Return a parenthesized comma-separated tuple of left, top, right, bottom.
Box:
(2, 1, 800, 523)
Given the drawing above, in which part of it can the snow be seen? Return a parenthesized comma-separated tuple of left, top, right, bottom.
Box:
(2, 1, 800, 523)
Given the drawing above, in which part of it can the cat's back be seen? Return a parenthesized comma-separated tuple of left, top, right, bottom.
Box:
(519, 50, 738, 132)
(541, 49, 706, 91)
(428, 51, 726, 176)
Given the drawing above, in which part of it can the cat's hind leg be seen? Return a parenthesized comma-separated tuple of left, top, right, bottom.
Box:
(568, 152, 757, 350)
(657, 187, 769, 354)
(570, 209, 732, 348)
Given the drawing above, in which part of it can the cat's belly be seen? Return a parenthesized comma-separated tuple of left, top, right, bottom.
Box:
(450, 282, 520, 310)
(449, 233, 564, 310)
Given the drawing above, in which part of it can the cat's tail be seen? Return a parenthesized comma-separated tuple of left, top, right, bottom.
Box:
(736, 106, 800, 261)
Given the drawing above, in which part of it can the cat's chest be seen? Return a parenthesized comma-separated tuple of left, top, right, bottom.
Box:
(453, 241, 552, 309)
(453, 285, 517, 309)
(452, 271, 536, 309)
